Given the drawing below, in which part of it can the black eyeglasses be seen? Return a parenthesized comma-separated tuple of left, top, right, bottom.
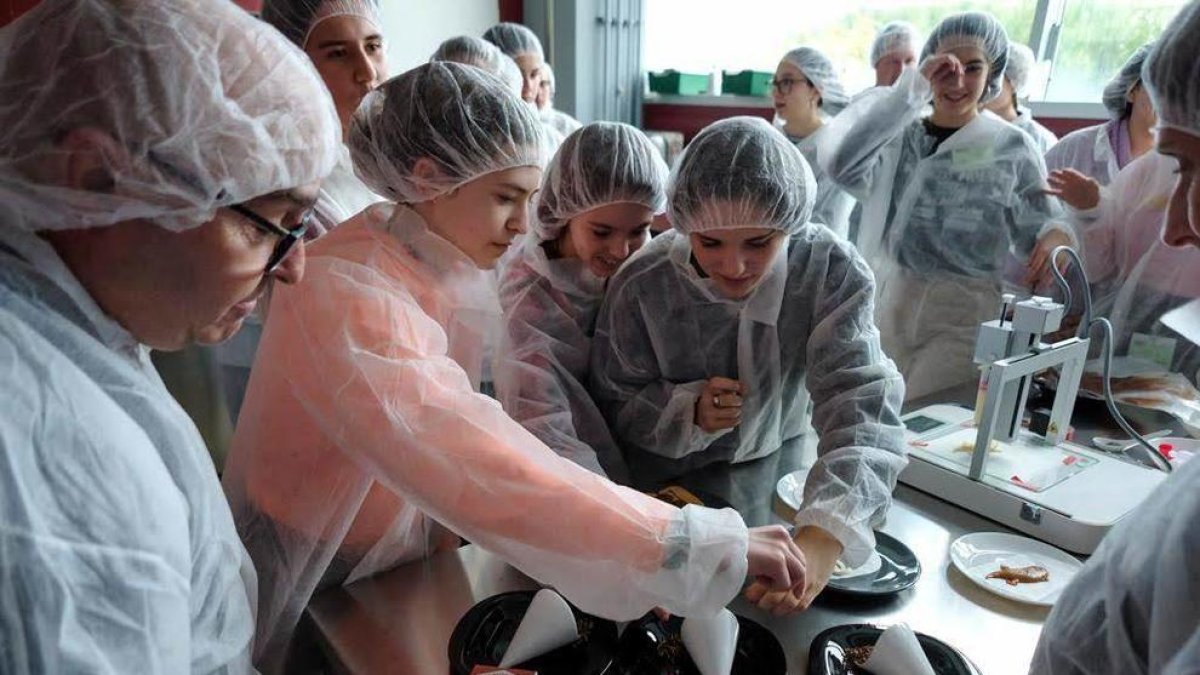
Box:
(769, 77, 812, 96)
(229, 203, 313, 275)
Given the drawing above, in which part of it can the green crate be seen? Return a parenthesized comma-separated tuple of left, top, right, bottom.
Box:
(647, 69, 710, 95)
(722, 70, 773, 97)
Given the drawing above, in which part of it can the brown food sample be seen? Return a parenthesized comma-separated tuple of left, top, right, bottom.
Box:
(845, 644, 874, 668)
(649, 486, 703, 508)
(986, 564, 1049, 586)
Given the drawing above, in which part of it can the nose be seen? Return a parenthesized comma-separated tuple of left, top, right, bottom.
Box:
(608, 238, 631, 262)
(353, 49, 379, 86)
(272, 241, 307, 286)
(508, 201, 530, 235)
(1162, 177, 1200, 249)
(720, 250, 747, 278)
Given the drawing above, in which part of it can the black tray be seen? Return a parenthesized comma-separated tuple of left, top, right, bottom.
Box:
(808, 624, 980, 675)
(609, 611, 787, 675)
(824, 531, 922, 597)
(448, 591, 619, 675)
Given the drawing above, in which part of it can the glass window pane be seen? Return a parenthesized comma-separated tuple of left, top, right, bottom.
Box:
(1043, 0, 1185, 103)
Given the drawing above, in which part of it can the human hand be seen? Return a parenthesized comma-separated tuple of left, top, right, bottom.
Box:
(745, 525, 807, 595)
(920, 53, 964, 87)
(1024, 229, 1074, 289)
(694, 377, 744, 433)
(743, 526, 843, 616)
(1044, 169, 1101, 211)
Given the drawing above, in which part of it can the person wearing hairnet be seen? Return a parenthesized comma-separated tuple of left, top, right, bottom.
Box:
(0, 0, 342, 671)
(984, 43, 1058, 154)
(211, 0, 390, 426)
(773, 47, 856, 237)
(431, 35, 525, 97)
(1033, 9, 1200, 672)
(1044, 43, 1158, 188)
(590, 116, 908, 614)
(871, 21, 921, 88)
(222, 63, 808, 671)
(537, 63, 585, 139)
(495, 123, 665, 482)
(484, 21, 546, 105)
(820, 12, 1071, 400)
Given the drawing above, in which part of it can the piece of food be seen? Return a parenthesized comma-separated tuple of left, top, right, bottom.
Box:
(954, 439, 1001, 453)
(649, 485, 704, 508)
(845, 644, 874, 668)
(986, 564, 1049, 586)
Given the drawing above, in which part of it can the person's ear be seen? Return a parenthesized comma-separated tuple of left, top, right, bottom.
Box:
(57, 127, 129, 193)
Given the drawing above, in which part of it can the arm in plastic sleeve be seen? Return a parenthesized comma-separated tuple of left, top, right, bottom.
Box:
(589, 295, 734, 459)
(818, 65, 932, 199)
(1012, 149, 1078, 258)
(272, 260, 748, 619)
(494, 294, 609, 477)
(0, 533, 191, 674)
(791, 245, 908, 567)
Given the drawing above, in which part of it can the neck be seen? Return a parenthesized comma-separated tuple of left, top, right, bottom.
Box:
(783, 112, 823, 139)
(1128, 115, 1155, 158)
(992, 101, 1018, 122)
(929, 106, 977, 129)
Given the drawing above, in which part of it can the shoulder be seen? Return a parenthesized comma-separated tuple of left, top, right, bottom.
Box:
(605, 231, 678, 300)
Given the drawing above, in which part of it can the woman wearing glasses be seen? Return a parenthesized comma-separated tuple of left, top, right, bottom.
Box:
(771, 47, 856, 238)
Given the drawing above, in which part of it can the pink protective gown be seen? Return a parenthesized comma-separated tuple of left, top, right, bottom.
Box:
(222, 203, 749, 670)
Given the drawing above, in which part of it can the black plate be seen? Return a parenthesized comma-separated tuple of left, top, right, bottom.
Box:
(448, 591, 620, 675)
(808, 624, 981, 675)
(824, 531, 922, 597)
(610, 611, 787, 674)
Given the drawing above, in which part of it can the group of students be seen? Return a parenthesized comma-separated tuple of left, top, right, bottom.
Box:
(1, 0, 1199, 674)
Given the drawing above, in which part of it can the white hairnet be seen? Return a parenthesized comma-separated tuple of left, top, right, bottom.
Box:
(483, 22, 545, 60)
(1005, 42, 1036, 98)
(1144, 2, 1200, 135)
(261, 0, 382, 49)
(920, 11, 1010, 104)
(347, 62, 547, 204)
(870, 21, 920, 66)
(430, 36, 524, 97)
(0, 0, 341, 233)
(533, 122, 668, 241)
(668, 116, 816, 235)
(782, 47, 850, 115)
(1103, 43, 1155, 119)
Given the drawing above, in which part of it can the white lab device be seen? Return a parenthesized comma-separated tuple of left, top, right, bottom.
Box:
(899, 294, 1166, 554)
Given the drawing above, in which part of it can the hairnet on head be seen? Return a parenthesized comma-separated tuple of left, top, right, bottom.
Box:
(1005, 42, 1036, 98)
(541, 62, 557, 93)
(483, 22, 545, 60)
(920, 12, 1010, 104)
(261, 0, 382, 49)
(0, 0, 341, 233)
(430, 36, 524, 97)
(533, 122, 668, 241)
(348, 61, 547, 204)
(1144, 4, 1200, 136)
(871, 21, 920, 66)
(781, 47, 850, 115)
(1103, 43, 1154, 119)
(668, 116, 815, 235)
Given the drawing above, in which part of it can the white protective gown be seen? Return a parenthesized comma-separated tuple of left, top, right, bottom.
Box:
(495, 236, 629, 481)
(1013, 106, 1058, 155)
(820, 66, 1070, 399)
(590, 227, 908, 566)
(0, 226, 257, 674)
(1044, 119, 1126, 186)
(222, 203, 750, 670)
(788, 125, 857, 238)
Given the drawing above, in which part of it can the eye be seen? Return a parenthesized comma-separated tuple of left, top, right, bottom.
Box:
(698, 238, 721, 249)
(591, 227, 612, 239)
(325, 47, 348, 59)
(631, 226, 650, 239)
(495, 193, 517, 205)
(366, 40, 383, 53)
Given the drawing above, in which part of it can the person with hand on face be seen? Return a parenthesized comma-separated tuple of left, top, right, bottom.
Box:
(773, 47, 856, 237)
(221, 63, 807, 672)
(0, 0, 342, 671)
(1045, 43, 1158, 190)
(210, 0, 390, 426)
(821, 12, 1072, 400)
(984, 42, 1057, 154)
(590, 116, 908, 615)
(1032, 9, 1200, 672)
(496, 123, 666, 482)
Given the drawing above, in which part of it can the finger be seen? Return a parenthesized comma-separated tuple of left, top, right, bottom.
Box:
(743, 579, 769, 604)
(1040, 189, 1064, 198)
(652, 607, 671, 622)
(771, 590, 804, 617)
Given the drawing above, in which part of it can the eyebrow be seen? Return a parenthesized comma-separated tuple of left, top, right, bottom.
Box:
(314, 34, 383, 50)
(497, 182, 534, 196)
(747, 232, 777, 244)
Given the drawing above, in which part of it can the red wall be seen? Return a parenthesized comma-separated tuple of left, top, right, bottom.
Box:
(645, 101, 1101, 144)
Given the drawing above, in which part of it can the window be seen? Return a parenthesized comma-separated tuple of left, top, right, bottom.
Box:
(1042, 0, 1185, 104)
(644, 0, 1186, 107)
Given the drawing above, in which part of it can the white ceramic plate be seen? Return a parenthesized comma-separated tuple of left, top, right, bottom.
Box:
(949, 532, 1083, 607)
(774, 469, 810, 516)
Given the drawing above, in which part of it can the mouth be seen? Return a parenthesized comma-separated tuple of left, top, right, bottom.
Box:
(941, 91, 971, 105)
(591, 256, 621, 276)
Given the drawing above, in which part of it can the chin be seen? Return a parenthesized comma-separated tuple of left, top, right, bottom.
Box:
(194, 317, 246, 346)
